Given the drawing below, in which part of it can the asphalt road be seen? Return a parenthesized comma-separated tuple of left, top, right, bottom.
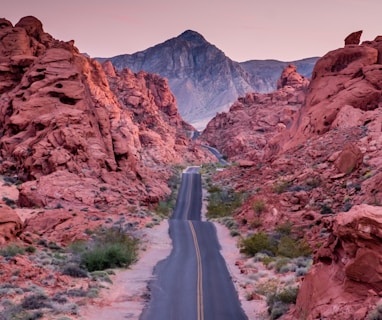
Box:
(140, 167, 247, 320)
(201, 145, 229, 165)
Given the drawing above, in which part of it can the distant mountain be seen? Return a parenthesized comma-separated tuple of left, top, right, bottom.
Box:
(97, 31, 319, 129)
(240, 57, 319, 93)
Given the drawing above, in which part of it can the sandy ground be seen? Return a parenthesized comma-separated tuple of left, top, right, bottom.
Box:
(80, 220, 172, 320)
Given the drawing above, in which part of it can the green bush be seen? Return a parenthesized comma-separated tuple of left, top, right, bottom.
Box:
(0, 244, 25, 257)
(252, 199, 266, 215)
(273, 180, 291, 194)
(267, 287, 298, 319)
(207, 188, 243, 218)
(274, 258, 291, 273)
(240, 232, 277, 256)
(79, 229, 138, 272)
(277, 236, 311, 258)
(275, 221, 293, 235)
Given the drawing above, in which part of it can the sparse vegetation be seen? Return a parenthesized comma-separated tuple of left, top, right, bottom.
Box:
(240, 232, 276, 256)
(207, 186, 244, 218)
(240, 231, 311, 259)
(267, 286, 298, 319)
(273, 180, 291, 194)
(252, 199, 266, 215)
(368, 305, 382, 320)
(0, 243, 25, 257)
(78, 228, 138, 272)
(61, 264, 88, 278)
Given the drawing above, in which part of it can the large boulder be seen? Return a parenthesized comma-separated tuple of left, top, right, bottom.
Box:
(0, 204, 22, 244)
(289, 205, 382, 319)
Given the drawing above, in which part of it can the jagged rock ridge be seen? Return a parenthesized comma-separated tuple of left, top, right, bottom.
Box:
(0, 16, 210, 242)
(97, 30, 318, 129)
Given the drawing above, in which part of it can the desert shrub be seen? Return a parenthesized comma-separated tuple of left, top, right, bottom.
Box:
(61, 264, 88, 278)
(207, 188, 243, 218)
(252, 199, 266, 215)
(250, 218, 263, 228)
(306, 176, 321, 188)
(367, 304, 382, 320)
(320, 204, 333, 215)
(155, 199, 174, 217)
(230, 229, 240, 237)
(52, 293, 68, 304)
(275, 221, 293, 235)
(267, 286, 298, 319)
(240, 232, 277, 256)
(0, 244, 25, 257)
(1, 306, 44, 320)
(25, 246, 36, 253)
(21, 293, 51, 310)
(79, 228, 138, 272)
(295, 267, 308, 277)
(66, 289, 87, 297)
(274, 258, 291, 273)
(277, 236, 311, 258)
(256, 278, 280, 296)
(208, 185, 221, 193)
(273, 180, 291, 194)
(90, 270, 112, 283)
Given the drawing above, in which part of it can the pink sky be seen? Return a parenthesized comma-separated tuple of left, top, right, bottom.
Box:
(2, 0, 382, 62)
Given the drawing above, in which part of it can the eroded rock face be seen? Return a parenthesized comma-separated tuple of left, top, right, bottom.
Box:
(278, 37, 382, 152)
(201, 65, 308, 161)
(290, 205, 382, 319)
(345, 30, 363, 45)
(0, 202, 23, 244)
(0, 16, 210, 217)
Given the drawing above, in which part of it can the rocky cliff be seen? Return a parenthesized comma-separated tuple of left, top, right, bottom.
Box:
(199, 31, 382, 319)
(201, 64, 309, 161)
(0, 16, 210, 243)
(97, 30, 318, 129)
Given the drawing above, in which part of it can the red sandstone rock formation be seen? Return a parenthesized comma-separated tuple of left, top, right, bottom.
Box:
(277, 36, 382, 152)
(0, 16, 211, 239)
(201, 33, 382, 319)
(0, 202, 22, 244)
(287, 205, 382, 320)
(201, 64, 308, 161)
(344, 30, 363, 45)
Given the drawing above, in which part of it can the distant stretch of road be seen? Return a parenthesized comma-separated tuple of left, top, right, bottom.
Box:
(140, 167, 247, 320)
(201, 145, 229, 165)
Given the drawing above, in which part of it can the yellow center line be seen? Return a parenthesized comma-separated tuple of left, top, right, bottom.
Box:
(184, 173, 193, 219)
(189, 220, 204, 320)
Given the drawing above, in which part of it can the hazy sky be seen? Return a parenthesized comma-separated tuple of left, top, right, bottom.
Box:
(2, 0, 382, 62)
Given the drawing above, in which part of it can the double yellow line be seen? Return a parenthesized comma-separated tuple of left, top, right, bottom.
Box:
(188, 221, 204, 320)
(184, 170, 204, 319)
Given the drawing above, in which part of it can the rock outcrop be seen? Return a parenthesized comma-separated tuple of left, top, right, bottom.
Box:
(0, 16, 210, 232)
(200, 65, 308, 161)
(344, 30, 363, 45)
(277, 35, 382, 152)
(0, 202, 22, 244)
(199, 33, 382, 319)
(289, 205, 382, 320)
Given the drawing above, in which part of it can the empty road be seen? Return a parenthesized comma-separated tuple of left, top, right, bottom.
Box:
(140, 167, 247, 320)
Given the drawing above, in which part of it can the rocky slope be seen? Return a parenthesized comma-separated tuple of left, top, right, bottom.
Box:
(200, 31, 382, 319)
(201, 64, 309, 161)
(97, 30, 318, 129)
(0, 16, 211, 243)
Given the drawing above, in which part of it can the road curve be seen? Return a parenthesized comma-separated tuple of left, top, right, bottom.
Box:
(140, 167, 247, 320)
